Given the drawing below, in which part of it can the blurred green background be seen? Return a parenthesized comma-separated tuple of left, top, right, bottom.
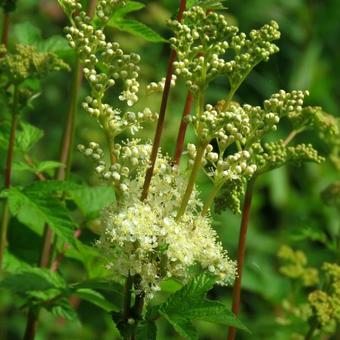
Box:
(0, 0, 339, 339)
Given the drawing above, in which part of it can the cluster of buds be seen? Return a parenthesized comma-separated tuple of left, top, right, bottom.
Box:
(192, 102, 251, 145)
(169, 6, 238, 91)
(146, 75, 177, 94)
(82, 96, 158, 135)
(96, 0, 126, 23)
(0, 44, 69, 84)
(170, 6, 280, 92)
(78, 140, 153, 194)
(65, 14, 140, 106)
(227, 21, 280, 87)
(264, 90, 308, 117)
(252, 140, 324, 175)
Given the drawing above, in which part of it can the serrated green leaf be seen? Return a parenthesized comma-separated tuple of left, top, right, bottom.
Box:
(110, 0, 145, 20)
(187, 0, 227, 10)
(12, 161, 34, 173)
(111, 19, 166, 43)
(159, 274, 249, 338)
(36, 161, 64, 173)
(2, 251, 31, 272)
(15, 122, 44, 153)
(74, 288, 119, 312)
(136, 321, 157, 340)
(69, 185, 116, 217)
(0, 267, 66, 295)
(35, 35, 72, 55)
(71, 279, 123, 294)
(160, 311, 197, 339)
(49, 298, 79, 321)
(7, 186, 76, 245)
(27, 180, 115, 217)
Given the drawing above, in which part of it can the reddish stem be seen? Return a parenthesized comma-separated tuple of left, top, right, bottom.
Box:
(0, 86, 19, 270)
(1, 13, 10, 48)
(227, 179, 255, 340)
(172, 91, 193, 165)
(140, 0, 187, 201)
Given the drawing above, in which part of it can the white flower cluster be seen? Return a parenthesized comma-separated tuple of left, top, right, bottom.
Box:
(78, 139, 153, 193)
(97, 154, 236, 298)
(146, 75, 177, 94)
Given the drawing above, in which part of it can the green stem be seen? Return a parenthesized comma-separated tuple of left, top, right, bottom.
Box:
(201, 181, 223, 215)
(172, 91, 194, 165)
(0, 85, 20, 270)
(56, 57, 82, 181)
(227, 178, 256, 340)
(304, 319, 319, 340)
(283, 127, 305, 146)
(176, 144, 206, 220)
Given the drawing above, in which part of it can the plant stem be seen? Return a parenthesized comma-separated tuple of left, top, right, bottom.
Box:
(1, 12, 10, 48)
(140, 0, 187, 201)
(0, 85, 19, 270)
(176, 144, 206, 220)
(304, 321, 318, 340)
(56, 57, 82, 181)
(123, 274, 133, 320)
(201, 181, 222, 215)
(172, 91, 194, 165)
(23, 3, 97, 339)
(283, 127, 305, 146)
(227, 178, 255, 340)
(23, 309, 39, 340)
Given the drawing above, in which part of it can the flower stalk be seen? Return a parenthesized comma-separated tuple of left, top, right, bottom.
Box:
(173, 91, 194, 165)
(140, 0, 187, 201)
(227, 177, 255, 340)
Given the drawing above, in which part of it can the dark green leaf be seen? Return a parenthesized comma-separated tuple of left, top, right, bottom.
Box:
(71, 279, 123, 294)
(0, 267, 66, 294)
(136, 321, 157, 340)
(74, 288, 119, 312)
(7, 186, 77, 245)
(111, 19, 166, 43)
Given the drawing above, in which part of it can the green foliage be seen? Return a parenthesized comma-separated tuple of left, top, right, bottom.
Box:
(107, 1, 166, 42)
(4, 185, 77, 245)
(158, 274, 248, 339)
(0, 0, 16, 12)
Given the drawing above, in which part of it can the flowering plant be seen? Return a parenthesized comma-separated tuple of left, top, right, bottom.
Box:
(0, 0, 339, 339)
